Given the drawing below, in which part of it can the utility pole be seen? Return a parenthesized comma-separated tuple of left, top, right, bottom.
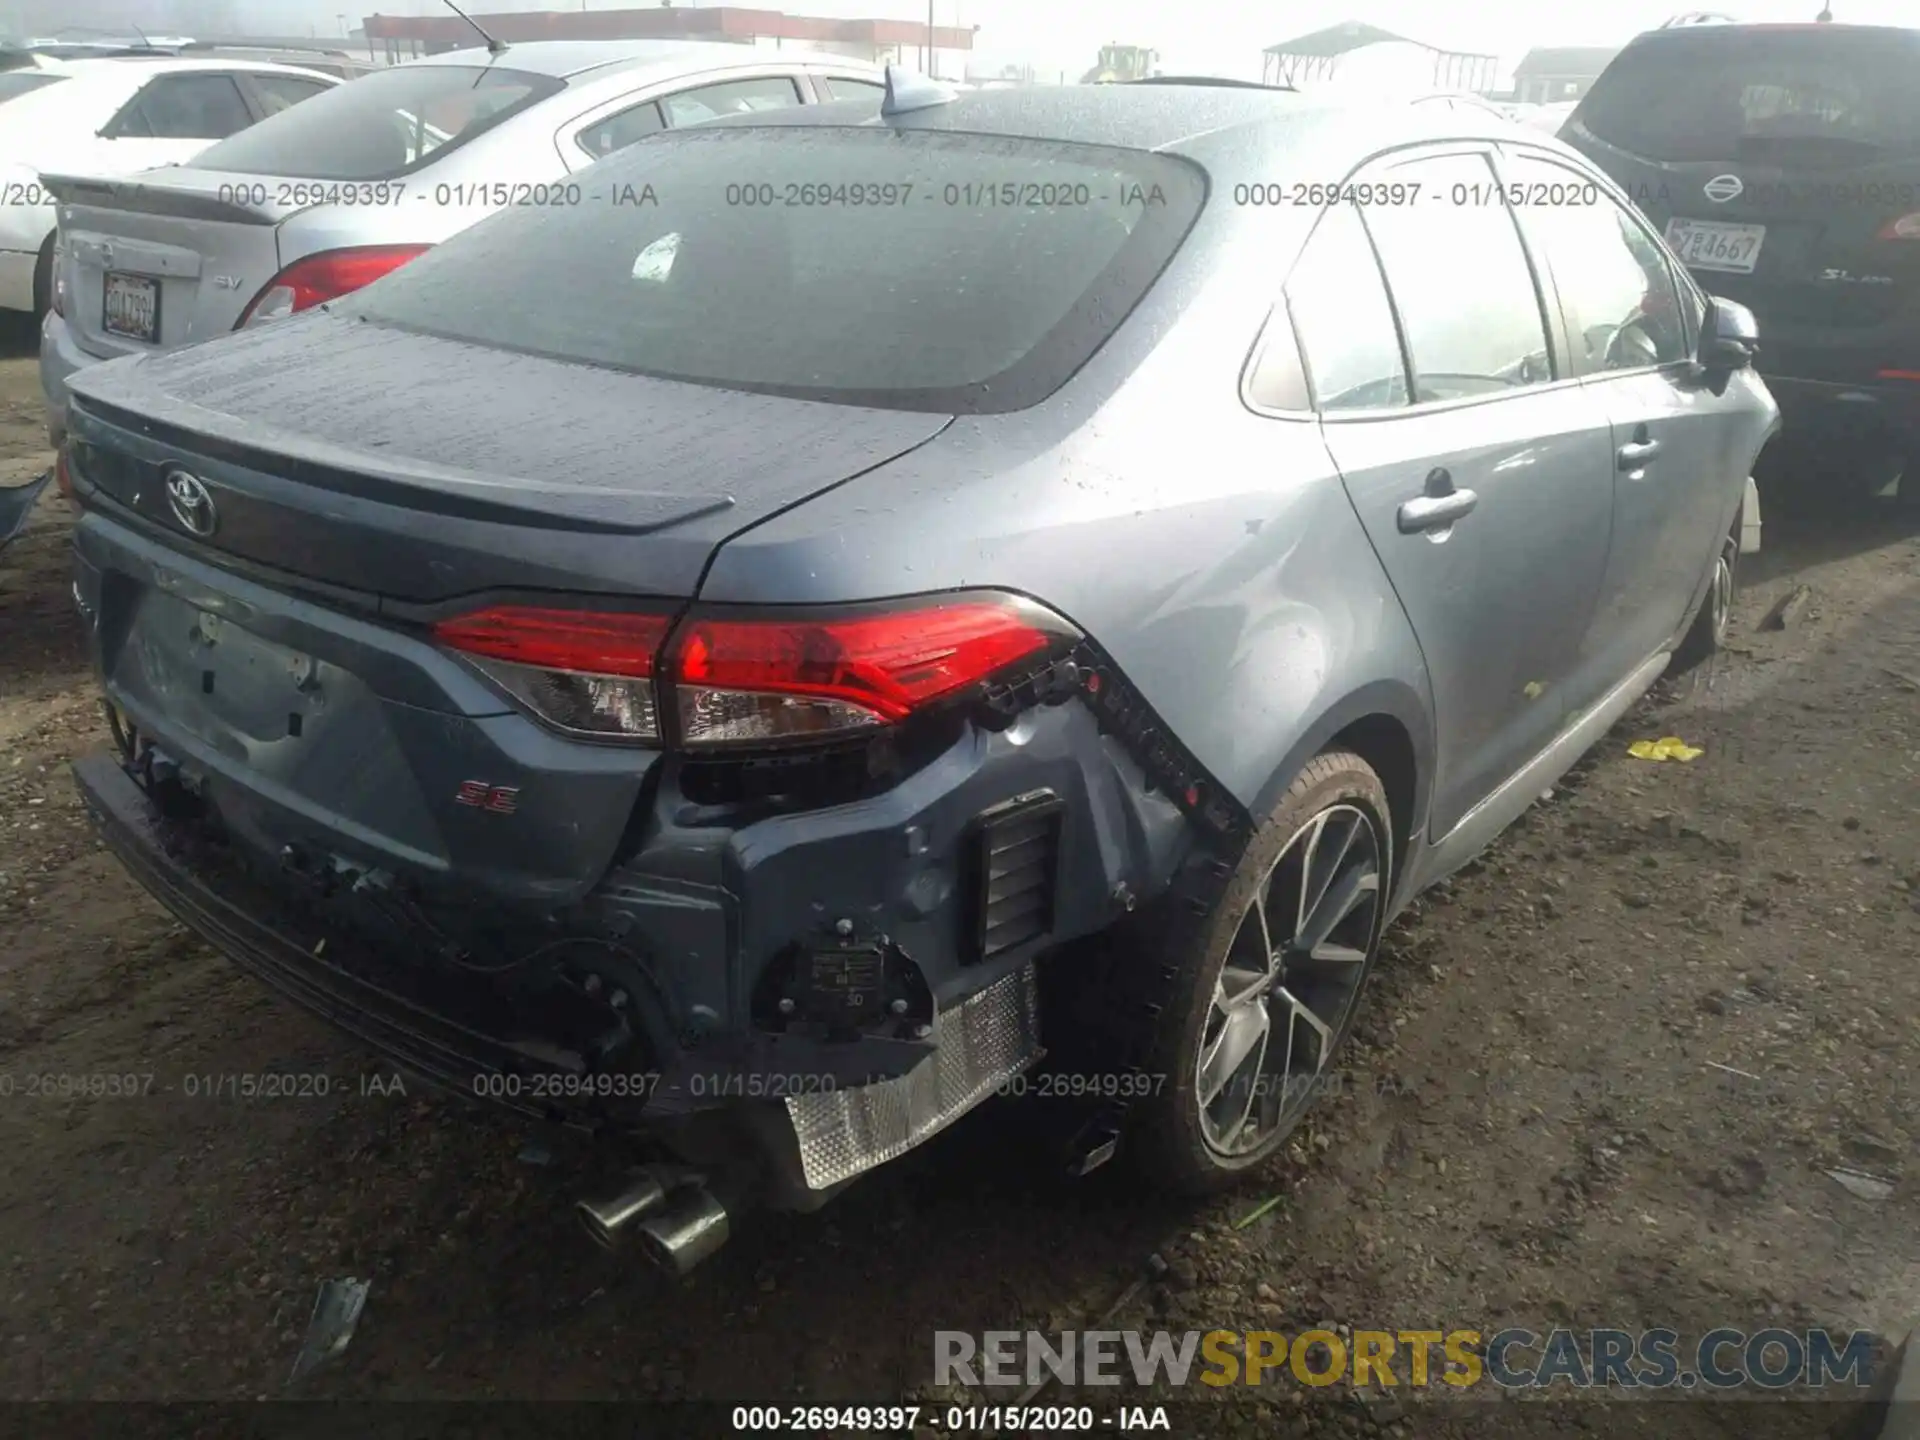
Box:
(926, 0, 934, 78)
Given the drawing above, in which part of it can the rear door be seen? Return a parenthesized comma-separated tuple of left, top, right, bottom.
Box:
(1502, 148, 1740, 678)
(1564, 26, 1920, 380)
(1301, 150, 1617, 839)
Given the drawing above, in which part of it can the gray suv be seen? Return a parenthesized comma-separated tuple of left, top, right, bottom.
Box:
(62, 83, 1777, 1273)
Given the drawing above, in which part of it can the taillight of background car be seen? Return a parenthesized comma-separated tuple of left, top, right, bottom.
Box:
(236, 244, 432, 328)
(1875, 214, 1920, 241)
(429, 606, 670, 742)
(430, 593, 1083, 748)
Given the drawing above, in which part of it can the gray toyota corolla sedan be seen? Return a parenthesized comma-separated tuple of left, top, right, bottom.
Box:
(61, 75, 1777, 1273)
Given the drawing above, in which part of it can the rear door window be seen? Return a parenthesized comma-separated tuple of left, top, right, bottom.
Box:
(190, 63, 563, 179)
(1362, 152, 1555, 402)
(660, 76, 803, 127)
(1505, 154, 1689, 375)
(109, 73, 255, 139)
(1573, 27, 1920, 164)
(1279, 201, 1408, 413)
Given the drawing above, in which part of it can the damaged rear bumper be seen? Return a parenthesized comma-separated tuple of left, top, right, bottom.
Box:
(73, 738, 1077, 1204)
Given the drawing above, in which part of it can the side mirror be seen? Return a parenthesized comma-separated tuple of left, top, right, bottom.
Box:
(1697, 295, 1758, 373)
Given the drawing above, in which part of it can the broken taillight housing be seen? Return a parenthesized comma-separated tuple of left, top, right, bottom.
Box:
(429, 593, 1081, 749)
(430, 606, 670, 742)
(670, 596, 1081, 747)
(236, 244, 432, 328)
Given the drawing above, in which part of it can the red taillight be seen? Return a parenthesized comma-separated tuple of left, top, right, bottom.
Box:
(427, 594, 1080, 748)
(235, 244, 431, 329)
(669, 596, 1079, 747)
(1876, 213, 1920, 241)
(431, 606, 670, 742)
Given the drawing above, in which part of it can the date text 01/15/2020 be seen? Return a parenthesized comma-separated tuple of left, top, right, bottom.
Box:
(0, 1072, 407, 1100)
(729, 1405, 1172, 1432)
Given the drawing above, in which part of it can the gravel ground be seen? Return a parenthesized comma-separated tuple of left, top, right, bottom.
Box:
(1, 318, 1915, 1436)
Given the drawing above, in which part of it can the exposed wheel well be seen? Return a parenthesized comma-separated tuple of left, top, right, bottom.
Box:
(1325, 713, 1417, 885)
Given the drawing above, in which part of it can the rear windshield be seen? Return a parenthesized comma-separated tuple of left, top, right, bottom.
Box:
(1574, 27, 1920, 163)
(338, 127, 1205, 414)
(0, 72, 64, 103)
(191, 63, 563, 179)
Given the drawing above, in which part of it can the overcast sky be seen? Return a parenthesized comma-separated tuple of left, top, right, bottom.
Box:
(902, 0, 1920, 78)
(32, 0, 1919, 80)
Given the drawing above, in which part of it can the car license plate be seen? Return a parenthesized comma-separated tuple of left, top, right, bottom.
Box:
(1664, 218, 1766, 275)
(102, 271, 159, 342)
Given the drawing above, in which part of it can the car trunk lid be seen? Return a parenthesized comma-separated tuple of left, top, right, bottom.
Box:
(65, 311, 955, 601)
(44, 168, 297, 360)
(66, 315, 953, 902)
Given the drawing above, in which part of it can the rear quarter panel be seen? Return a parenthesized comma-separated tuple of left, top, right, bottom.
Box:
(696, 163, 1437, 842)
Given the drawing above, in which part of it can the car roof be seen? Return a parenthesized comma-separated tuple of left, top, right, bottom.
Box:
(414, 39, 847, 80)
(1629, 19, 1919, 41)
(691, 81, 1529, 159)
(57, 54, 342, 78)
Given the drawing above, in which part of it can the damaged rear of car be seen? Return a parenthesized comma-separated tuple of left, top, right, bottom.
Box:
(64, 115, 1229, 1270)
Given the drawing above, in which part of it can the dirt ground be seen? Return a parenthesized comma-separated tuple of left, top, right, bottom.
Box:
(1, 315, 1915, 1435)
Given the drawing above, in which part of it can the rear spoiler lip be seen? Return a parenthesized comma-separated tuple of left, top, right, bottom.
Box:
(64, 381, 738, 537)
(38, 170, 290, 226)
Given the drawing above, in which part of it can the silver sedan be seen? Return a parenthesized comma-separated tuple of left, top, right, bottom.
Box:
(39, 39, 889, 446)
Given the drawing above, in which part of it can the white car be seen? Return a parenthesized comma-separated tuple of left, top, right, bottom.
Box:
(0, 55, 340, 318)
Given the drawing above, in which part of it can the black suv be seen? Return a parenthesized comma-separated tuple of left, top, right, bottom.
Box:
(1562, 21, 1920, 481)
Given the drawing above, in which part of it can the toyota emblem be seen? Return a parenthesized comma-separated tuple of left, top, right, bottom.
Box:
(1703, 174, 1744, 204)
(163, 468, 218, 538)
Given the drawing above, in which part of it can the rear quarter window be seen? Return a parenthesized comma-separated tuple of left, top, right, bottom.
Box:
(189, 63, 563, 179)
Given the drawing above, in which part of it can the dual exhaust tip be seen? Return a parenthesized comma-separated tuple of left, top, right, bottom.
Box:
(576, 1170, 731, 1276)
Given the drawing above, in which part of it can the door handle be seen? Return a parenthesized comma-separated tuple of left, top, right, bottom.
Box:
(1397, 488, 1479, 534)
(1618, 439, 1662, 471)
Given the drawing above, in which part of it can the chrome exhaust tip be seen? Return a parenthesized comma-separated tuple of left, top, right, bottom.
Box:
(576, 1172, 669, 1251)
(634, 1185, 731, 1276)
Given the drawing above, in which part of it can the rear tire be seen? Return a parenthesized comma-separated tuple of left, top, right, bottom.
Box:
(1127, 751, 1391, 1196)
(1673, 510, 1740, 671)
(31, 232, 54, 325)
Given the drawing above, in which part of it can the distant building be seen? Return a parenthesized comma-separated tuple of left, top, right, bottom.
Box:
(1511, 46, 1620, 105)
(1261, 21, 1497, 95)
(362, 7, 977, 77)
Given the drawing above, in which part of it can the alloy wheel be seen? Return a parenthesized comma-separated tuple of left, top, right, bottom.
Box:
(1195, 803, 1384, 1157)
